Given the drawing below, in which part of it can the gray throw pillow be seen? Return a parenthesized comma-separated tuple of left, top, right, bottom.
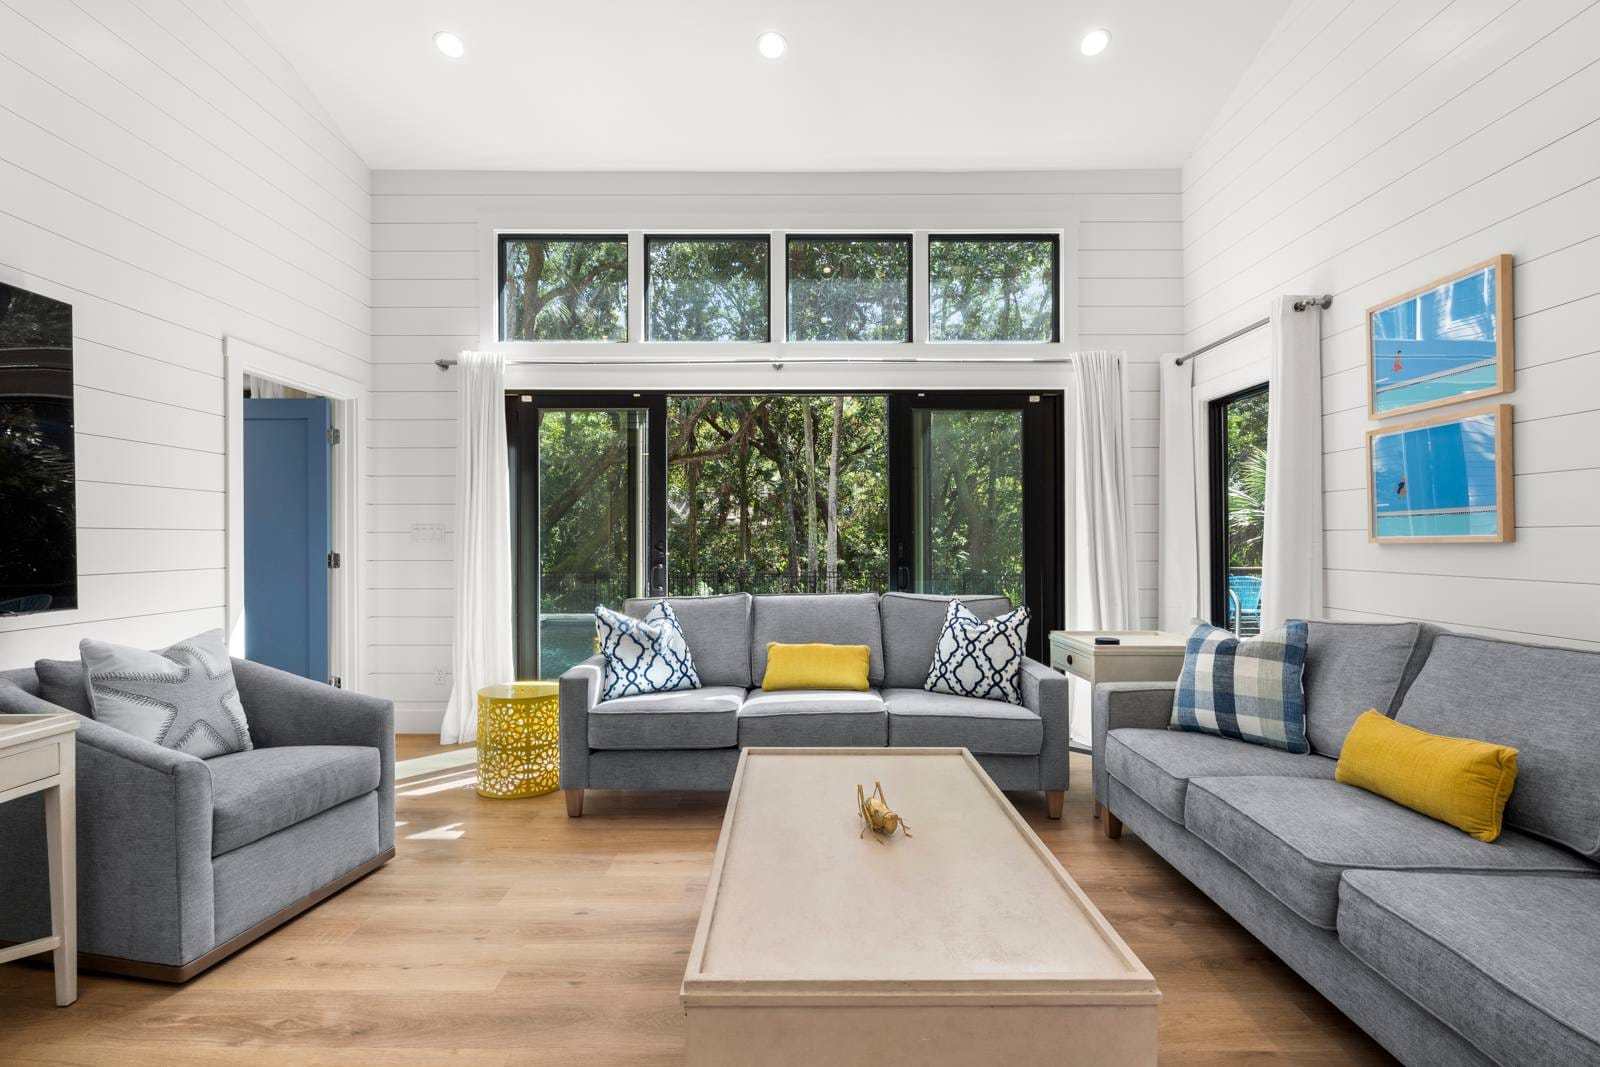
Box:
(34, 658, 92, 717)
(81, 629, 252, 757)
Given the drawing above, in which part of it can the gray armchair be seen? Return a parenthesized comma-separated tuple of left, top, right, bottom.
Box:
(0, 659, 394, 982)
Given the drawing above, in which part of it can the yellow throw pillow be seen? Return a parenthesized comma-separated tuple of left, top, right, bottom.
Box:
(762, 643, 870, 692)
(1335, 710, 1518, 842)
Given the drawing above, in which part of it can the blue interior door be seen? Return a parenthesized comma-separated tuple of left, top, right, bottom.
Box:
(244, 398, 331, 681)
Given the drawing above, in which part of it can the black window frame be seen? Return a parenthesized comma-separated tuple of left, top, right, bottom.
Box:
(784, 234, 914, 344)
(497, 233, 631, 344)
(926, 233, 1062, 344)
(643, 234, 773, 344)
(1207, 382, 1269, 633)
(505, 392, 668, 677)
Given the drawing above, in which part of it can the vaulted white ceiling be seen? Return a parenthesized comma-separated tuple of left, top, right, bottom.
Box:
(240, 0, 1289, 171)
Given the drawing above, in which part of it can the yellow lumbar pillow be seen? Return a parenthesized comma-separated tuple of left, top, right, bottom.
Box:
(1335, 710, 1518, 842)
(762, 642, 870, 692)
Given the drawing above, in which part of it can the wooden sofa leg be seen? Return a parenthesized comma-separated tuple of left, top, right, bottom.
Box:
(1094, 801, 1105, 821)
(1103, 809, 1123, 840)
(565, 789, 584, 817)
(1045, 790, 1064, 819)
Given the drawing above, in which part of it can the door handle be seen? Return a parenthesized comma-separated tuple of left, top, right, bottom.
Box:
(650, 563, 665, 596)
(896, 565, 910, 591)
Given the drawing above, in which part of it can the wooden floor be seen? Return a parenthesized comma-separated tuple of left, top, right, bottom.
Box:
(1, 739, 1395, 1065)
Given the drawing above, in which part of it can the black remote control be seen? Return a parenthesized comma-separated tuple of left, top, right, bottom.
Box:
(1095, 637, 1121, 646)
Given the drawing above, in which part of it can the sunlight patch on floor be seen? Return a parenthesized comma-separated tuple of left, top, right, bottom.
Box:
(396, 747, 476, 781)
(405, 821, 466, 841)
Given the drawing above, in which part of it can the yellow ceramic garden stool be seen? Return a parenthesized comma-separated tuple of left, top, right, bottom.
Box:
(475, 682, 560, 799)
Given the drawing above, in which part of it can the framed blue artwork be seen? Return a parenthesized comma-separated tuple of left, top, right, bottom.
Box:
(1366, 404, 1514, 544)
(1367, 254, 1513, 419)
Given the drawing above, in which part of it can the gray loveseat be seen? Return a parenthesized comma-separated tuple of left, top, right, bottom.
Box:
(559, 591, 1068, 816)
(1093, 621, 1600, 1066)
(0, 659, 395, 981)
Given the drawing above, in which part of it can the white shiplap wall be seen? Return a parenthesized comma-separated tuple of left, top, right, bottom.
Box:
(0, 0, 370, 667)
(1182, 0, 1600, 650)
(370, 170, 1182, 732)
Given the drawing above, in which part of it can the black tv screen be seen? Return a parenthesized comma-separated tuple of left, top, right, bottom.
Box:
(0, 282, 76, 616)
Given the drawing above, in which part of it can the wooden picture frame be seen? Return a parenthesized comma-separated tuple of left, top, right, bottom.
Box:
(1367, 254, 1513, 419)
(1366, 403, 1514, 544)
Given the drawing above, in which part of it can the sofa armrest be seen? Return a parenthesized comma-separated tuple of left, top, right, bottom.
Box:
(1019, 657, 1069, 791)
(558, 654, 604, 789)
(0, 683, 216, 967)
(231, 659, 396, 852)
(1091, 681, 1176, 807)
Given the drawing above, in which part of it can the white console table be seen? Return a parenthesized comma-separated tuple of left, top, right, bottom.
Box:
(0, 713, 79, 1006)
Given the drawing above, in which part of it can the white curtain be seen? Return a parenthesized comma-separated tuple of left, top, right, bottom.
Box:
(1158, 355, 1202, 630)
(441, 351, 514, 745)
(1261, 297, 1326, 629)
(1069, 350, 1139, 631)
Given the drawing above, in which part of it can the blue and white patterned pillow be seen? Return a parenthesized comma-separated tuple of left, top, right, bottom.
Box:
(596, 602, 702, 702)
(1172, 620, 1309, 752)
(924, 600, 1030, 705)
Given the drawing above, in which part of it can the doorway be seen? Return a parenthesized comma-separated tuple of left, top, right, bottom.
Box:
(242, 374, 333, 681)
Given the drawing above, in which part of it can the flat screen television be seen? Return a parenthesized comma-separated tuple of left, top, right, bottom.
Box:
(0, 282, 76, 616)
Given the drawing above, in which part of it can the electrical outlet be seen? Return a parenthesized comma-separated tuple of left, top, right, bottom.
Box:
(433, 667, 450, 686)
(411, 523, 445, 544)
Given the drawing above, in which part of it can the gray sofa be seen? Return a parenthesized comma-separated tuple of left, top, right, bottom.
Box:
(559, 591, 1069, 816)
(1092, 621, 1600, 1066)
(0, 658, 395, 982)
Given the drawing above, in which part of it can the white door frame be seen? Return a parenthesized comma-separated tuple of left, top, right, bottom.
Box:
(224, 336, 366, 690)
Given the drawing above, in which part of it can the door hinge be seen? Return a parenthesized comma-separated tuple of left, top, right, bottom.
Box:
(329, 676, 343, 688)
(327, 551, 342, 569)
(327, 427, 342, 445)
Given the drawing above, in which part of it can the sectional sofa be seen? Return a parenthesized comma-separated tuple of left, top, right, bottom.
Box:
(558, 591, 1069, 816)
(1093, 621, 1600, 1066)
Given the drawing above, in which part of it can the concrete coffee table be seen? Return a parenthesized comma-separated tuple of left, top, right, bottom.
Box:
(682, 748, 1159, 1066)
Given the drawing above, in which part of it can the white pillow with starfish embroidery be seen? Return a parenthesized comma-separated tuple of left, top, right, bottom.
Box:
(80, 629, 253, 758)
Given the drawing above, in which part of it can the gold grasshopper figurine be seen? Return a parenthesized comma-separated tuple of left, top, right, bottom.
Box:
(857, 781, 912, 842)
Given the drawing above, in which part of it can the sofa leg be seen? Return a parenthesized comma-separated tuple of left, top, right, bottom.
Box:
(564, 789, 583, 817)
(1103, 809, 1123, 840)
(1094, 801, 1105, 821)
(1045, 790, 1064, 819)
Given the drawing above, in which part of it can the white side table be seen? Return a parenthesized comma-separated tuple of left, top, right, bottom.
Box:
(0, 713, 79, 1005)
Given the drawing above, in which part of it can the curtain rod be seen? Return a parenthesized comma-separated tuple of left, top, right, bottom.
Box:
(1174, 295, 1332, 367)
(434, 355, 1076, 370)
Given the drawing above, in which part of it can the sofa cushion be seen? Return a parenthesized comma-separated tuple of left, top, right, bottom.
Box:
(626, 593, 752, 688)
(33, 659, 91, 717)
(1184, 776, 1595, 929)
(1302, 620, 1444, 757)
(1104, 728, 1335, 825)
(1396, 634, 1600, 861)
(1338, 871, 1600, 1067)
(880, 592, 1011, 690)
(588, 685, 743, 750)
(209, 745, 380, 856)
(750, 593, 884, 688)
(737, 688, 886, 746)
(883, 688, 1041, 755)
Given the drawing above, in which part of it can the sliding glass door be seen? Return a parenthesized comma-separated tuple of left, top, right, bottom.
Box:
(889, 394, 1061, 660)
(506, 394, 666, 678)
(510, 390, 1061, 674)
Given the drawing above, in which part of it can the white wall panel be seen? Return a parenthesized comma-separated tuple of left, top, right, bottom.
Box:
(1183, 0, 1600, 650)
(0, 1, 370, 668)
(370, 169, 1183, 731)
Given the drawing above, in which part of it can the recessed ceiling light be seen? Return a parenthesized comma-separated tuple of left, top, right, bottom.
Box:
(757, 31, 787, 59)
(1080, 28, 1111, 56)
(434, 31, 465, 58)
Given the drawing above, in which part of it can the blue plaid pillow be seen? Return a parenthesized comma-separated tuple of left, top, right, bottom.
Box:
(596, 602, 701, 701)
(924, 600, 1030, 704)
(1171, 620, 1309, 753)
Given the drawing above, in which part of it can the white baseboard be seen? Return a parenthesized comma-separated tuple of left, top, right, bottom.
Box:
(393, 702, 446, 735)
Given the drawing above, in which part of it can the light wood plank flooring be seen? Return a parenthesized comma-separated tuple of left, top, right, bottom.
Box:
(1, 741, 1394, 1065)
